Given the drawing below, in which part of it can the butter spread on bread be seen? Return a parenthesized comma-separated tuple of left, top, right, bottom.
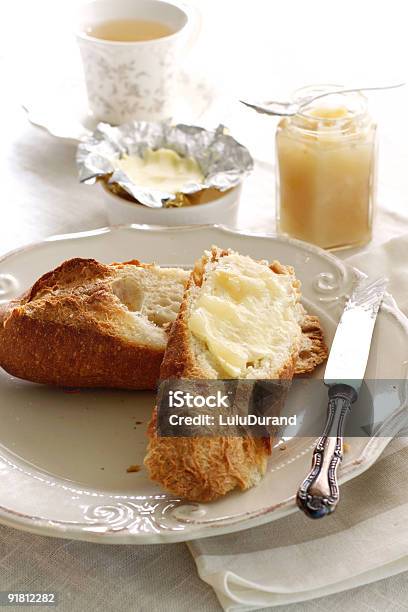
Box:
(188, 252, 302, 377)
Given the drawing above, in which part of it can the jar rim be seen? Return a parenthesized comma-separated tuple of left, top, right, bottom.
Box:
(293, 84, 368, 123)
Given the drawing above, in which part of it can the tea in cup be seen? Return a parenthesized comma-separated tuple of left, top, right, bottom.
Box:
(77, 0, 200, 124)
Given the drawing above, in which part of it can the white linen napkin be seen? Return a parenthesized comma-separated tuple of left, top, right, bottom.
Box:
(188, 233, 408, 611)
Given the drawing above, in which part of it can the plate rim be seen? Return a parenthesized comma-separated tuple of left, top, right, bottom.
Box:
(0, 222, 365, 266)
(0, 224, 407, 544)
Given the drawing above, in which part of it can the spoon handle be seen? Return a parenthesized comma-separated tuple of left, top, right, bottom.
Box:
(298, 81, 407, 110)
(241, 82, 406, 117)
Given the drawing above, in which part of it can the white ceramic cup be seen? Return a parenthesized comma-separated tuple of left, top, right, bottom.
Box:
(76, 0, 199, 124)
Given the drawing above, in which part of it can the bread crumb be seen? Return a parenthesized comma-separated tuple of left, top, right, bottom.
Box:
(343, 442, 350, 453)
(279, 444, 287, 451)
(126, 464, 141, 473)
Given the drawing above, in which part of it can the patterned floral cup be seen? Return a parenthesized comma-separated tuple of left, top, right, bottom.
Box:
(76, 0, 199, 124)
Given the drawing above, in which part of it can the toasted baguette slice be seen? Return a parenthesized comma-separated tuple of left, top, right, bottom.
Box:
(0, 258, 188, 389)
(145, 247, 327, 502)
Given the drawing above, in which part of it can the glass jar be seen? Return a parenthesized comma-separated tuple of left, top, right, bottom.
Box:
(276, 85, 377, 250)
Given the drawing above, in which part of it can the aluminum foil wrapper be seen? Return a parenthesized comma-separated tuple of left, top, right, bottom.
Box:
(76, 121, 253, 208)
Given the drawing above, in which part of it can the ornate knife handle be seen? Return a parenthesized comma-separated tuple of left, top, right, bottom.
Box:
(296, 384, 358, 519)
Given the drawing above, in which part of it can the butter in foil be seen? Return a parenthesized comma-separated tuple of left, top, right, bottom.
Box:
(76, 121, 254, 208)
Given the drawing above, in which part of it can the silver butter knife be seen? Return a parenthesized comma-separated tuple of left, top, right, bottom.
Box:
(296, 277, 387, 519)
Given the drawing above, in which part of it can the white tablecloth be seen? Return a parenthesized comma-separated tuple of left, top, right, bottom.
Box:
(1, 1, 408, 610)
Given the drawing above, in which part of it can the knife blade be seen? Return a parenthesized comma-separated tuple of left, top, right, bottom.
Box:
(297, 277, 387, 519)
(324, 277, 388, 389)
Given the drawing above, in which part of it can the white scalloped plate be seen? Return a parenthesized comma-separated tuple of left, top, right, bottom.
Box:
(0, 225, 407, 544)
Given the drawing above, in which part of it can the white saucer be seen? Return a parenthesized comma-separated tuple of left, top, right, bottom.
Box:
(22, 69, 217, 142)
(20, 61, 277, 164)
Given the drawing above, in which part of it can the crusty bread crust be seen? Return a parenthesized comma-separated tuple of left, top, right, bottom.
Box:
(0, 309, 164, 389)
(145, 247, 325, 502)
(146, 408, 271, 502)
(0, 258, 187, 390)
(296, 314, 328, 375)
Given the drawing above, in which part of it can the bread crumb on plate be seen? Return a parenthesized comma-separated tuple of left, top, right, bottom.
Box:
(126, 465, 142, 473)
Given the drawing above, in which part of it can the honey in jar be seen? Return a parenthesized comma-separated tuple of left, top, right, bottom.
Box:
(276, 86, 377, 250)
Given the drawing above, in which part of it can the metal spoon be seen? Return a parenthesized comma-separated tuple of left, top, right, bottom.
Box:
(240, 82, 406, 117)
